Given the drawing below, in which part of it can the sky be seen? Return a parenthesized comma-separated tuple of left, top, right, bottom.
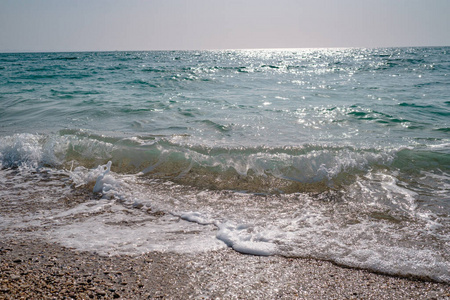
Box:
(1, 0, 449, 52)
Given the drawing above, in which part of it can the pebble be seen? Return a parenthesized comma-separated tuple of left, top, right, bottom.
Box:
(95, 289, 106, 296)
(10, 275, 20, 281)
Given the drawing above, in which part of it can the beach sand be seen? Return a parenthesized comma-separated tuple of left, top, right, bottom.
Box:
(1, 236, 449, 299)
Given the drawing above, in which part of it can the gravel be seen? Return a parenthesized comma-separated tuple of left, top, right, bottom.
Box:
(1, 237, 449, 299)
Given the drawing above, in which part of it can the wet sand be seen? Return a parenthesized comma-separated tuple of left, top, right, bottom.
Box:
(1, 236, 449, 299)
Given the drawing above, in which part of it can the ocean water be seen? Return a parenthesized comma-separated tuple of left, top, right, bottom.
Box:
(0, 48, 449, 282)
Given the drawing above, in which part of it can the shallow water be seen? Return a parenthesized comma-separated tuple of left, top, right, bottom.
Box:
(0, 48, 449, 282)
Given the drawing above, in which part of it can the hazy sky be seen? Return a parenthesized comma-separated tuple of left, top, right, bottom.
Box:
(1, 0, 449, 52)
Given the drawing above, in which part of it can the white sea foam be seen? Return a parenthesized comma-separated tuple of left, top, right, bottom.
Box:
(92, 161, 113, 194)
(180, 211, 215, 225)
(0, 140, 449, 282)
(216, 222, 278, 256)
(50, 203, 225, 256)
(0, 134, 47, 168)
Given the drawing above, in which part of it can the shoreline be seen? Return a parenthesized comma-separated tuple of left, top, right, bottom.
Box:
(1, 237, 448, 299)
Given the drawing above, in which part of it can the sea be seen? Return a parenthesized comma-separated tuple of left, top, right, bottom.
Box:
(0, 47, 449, 283)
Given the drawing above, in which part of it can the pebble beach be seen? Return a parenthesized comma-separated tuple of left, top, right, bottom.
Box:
(1, 236, 449, 299)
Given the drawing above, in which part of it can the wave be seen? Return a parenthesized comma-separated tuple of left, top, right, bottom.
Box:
(1, 132, 447, 194)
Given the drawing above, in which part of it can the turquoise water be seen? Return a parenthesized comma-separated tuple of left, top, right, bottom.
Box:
(1, 48, 449, 282)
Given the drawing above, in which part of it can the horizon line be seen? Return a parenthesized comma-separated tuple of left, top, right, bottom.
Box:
(1, 45, 449, 55)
